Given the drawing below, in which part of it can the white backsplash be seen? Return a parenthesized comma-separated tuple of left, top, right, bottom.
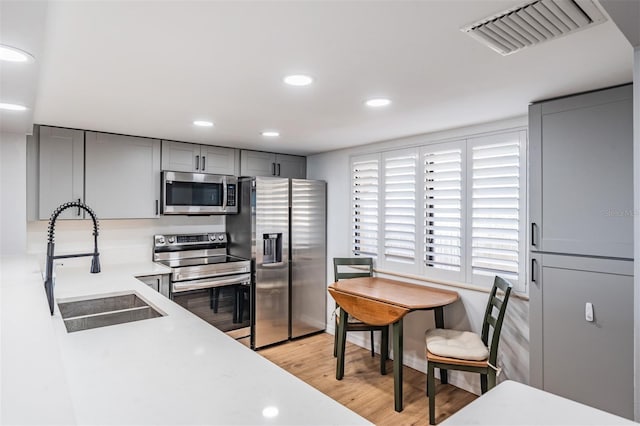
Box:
(27, 216, 225, 266)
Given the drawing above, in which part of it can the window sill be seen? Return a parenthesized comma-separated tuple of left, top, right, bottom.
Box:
(373, 267, 529, 301)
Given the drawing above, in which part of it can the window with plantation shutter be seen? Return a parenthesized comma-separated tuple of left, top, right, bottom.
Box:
(351, 155, 379, 257)
(349, 129, 527, 292)
(383, 150, 417, 264)
(422, 143, 464, 276)
(469, 133, 524, 284)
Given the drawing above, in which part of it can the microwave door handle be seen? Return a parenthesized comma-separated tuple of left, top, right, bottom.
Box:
(222, 179, 228, 211)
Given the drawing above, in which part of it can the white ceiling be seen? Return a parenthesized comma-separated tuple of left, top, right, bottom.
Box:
(1, 0, 634, 155)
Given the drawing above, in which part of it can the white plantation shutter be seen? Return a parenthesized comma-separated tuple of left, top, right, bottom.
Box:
(470, 133, 523, 283)
(383, 150, 417, 264)
(423, 143, 464, 275)
(349, 129, 527, 292)
(351, 155, 380, 257)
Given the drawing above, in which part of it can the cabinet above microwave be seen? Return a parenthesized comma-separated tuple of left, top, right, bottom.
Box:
(161, 140, 239, 176)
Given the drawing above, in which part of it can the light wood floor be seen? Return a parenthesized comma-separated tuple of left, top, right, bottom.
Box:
(259, 332, 477, 425)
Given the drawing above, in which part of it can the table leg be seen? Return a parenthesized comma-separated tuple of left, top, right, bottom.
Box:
(393, 318, 403, 412)
(380, 325, 388, 376)
(434, 307, 448, 385)
(336, 307, 348, 380)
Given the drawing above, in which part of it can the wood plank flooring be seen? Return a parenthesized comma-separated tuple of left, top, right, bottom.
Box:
(259, 333, 477, 425)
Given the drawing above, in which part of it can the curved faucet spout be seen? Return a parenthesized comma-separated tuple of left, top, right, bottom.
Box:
(44, 201, 101, 315)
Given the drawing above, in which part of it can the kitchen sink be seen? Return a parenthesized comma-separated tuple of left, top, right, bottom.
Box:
(58, 293, 165, 333)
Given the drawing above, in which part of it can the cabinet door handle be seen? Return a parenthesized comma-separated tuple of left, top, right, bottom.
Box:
(155, 199, 159, 216)
(201, 156, 206, 171)
(531, 222, 538, 247)
(195, 155, 200, 170)
(271, 162, 276, 176)
(276, 163, 281, 176)
(531, 258, 538, 283)
(77, 198, 81, 216)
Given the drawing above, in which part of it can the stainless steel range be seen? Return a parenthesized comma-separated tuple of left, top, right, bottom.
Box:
(153, 232, 251, 343)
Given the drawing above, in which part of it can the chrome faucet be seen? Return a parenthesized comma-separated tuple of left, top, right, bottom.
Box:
(44, 201, 101, 315)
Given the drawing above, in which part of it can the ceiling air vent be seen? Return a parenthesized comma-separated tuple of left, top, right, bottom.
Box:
(461, 0, 607, 55)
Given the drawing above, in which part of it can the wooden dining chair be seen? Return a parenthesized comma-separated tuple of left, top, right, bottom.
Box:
(425, 276, 513, 425)
(333, 257, 389, 374)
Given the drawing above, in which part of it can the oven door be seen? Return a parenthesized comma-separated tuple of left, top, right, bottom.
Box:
(171, 274, 251, 337)
(162, 171, 237, 215)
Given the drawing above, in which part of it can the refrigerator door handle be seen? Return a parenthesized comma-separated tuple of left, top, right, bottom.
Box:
(260, 261, 286, 268)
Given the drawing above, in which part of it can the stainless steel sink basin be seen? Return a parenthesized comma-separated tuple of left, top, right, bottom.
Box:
(58, 293, 164, 333)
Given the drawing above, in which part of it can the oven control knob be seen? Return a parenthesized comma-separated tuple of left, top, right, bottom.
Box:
(218, 234, 225, 241)
(156, 236, 166, 245)
(167, 236, 175, 244)
(209, 234, 216, 241)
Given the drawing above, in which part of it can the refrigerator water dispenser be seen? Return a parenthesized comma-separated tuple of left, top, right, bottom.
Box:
(263, 233, 282, 264)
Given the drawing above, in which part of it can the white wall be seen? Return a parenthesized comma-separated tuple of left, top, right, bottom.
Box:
(0, 132, 27, 256)
(26, 216, 225, 267)
(308, 116, 529, 395)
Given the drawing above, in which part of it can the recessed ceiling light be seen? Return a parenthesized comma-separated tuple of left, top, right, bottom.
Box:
(0, 102, 27, 111)
(365, 98, 391, 108)
(0, 45, 34, 63)
(262, 406, 279, 418)
(283, 74, 313, 86)
(261, 131, 280, 137)
(193, 120, 214, 127)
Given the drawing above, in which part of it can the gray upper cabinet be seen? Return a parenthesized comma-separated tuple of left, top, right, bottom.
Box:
(85, 132, 161, 219)
(161, 140, 238, 175)
(529, 85, 633, 259)
(240, 150, 306, 179)
(276, 154, 307, 179)
(38, 126, 85, 220)
(201, 144, 239, 175)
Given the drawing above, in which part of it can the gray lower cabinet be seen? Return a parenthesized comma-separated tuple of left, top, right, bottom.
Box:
(529, 84, 633, 258)
(38, 126, 85, 220)
(240, 150, 306, 178)
(85, 132, 161, 219)
(529, 254, 634, 419)
(161, 140, 239, 175)
(136, 274, 169, 297)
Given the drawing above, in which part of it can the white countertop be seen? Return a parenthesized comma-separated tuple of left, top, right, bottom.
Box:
(1, 255, 370, 425)
(441, 380, 638, 425)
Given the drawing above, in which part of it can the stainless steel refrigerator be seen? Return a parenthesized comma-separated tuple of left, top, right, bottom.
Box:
(227, 176, 326, 349)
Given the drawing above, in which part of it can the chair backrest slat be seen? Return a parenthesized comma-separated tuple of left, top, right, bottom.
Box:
(481, 276, 513, 366)
(336, 271, 371, 280)
(333, 257, 373, 282)
(487, 315, 497, 328)
(491, 297, 503, 310)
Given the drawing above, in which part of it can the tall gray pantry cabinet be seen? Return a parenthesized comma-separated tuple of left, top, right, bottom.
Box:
(528, 84, 634, 419)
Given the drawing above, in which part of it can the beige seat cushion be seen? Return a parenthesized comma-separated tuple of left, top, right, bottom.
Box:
(425, 328, 489, 361)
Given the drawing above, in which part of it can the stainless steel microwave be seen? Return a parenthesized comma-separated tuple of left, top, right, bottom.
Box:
(162, 171, 238, 215)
